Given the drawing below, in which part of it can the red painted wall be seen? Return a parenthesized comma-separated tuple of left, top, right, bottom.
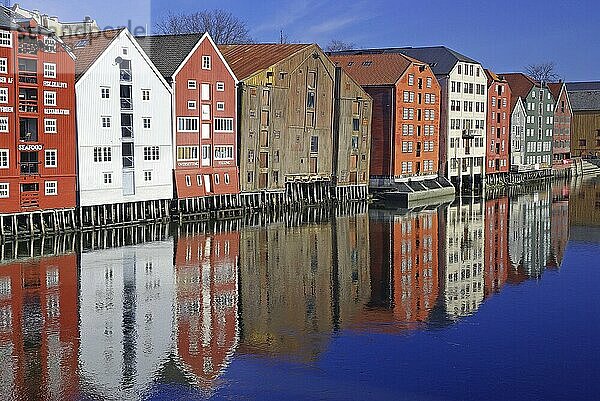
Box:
(484, 197, 509, 297)
(486, 80, 511, 175)
(0, 25, 76, 214)
(174, 38, 239, 199)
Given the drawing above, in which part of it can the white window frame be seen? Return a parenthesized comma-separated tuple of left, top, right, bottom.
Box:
(187, 100, 197, 110)
(142, 117, 151, 129)
(177, 146, 199, 161)
(141, 89, 151, 101)
(45, 149, 57, 168)
(201, 145, 211, 166)
(216, 101, 225, 111)
(202, 55, 211, 70)
(44, 91, 57, 106)
(202, 123, 211, 139)
(45, 181, 58, 196)
(201, 104, 211, 121)
(201, 83, 210, 101)
(213, 117, 234, 133)
(214, 145, 234, 160)
(44, 118, 57, 134)
(188, 80, 197, 90)
(0, 182, 8, 198)
(43, 63, 56, 78)
(0, 116, 8, 132)
(101, 86, 110, 99)
(0, 31, 11, 48)
(0, 149, 8, 168)
(216, 82, 225, 91)
(103, 172, 112, 184)
(101, 116, 111, 128)
(177, 117, 199, 132)
(0, 58, 7, 74)
(0, 88, 8, 104)
(144, 170, 152, 181)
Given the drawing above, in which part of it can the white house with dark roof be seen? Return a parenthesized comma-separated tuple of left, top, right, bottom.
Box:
(62, 28, 173, 224)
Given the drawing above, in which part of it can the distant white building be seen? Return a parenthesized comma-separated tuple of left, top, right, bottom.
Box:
(11, 3, 99, 36)
(62, 28, 173, 221)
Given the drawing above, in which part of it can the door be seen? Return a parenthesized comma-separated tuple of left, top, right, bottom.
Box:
(123, 171, 135, 196)
(203, 174, 212, 193)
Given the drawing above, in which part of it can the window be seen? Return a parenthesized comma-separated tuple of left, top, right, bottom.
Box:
(202, 104, 211, 120)
(201, 145, 211, 166)
(224, 173, 230, 184)
(185, 175, 191, 186)
(143, 146, 160, 160)
(214, 174, 220, 185)
(0, 31, 11, 47)
(201, 83, 210, 100)
(0, 149, 7, 168)
(0, 88, 8, 104)
(144, 170, 152, 181)
(0, 183, 8, 198)
(214, 145, 233, 160)
(202, 123, 210, 139)
(177, 117, 199, 132)
(0, 58, 6, 74)
(408, 74, 414, 85)
(216, 101, 225, 111)
(122, 47, 129, 55)
(202, 55, 211, 70)
(44, 91, 57, 106)
(196, 175, 203, 186)
(93, 147, 112, 162)
(188, 100, 197, 110)
(103, 172, 112, 184)
(142, 117, 151, 129)
(426, 77, 432, 88)
(216, 81, 225, 91)
(311, 136, 319, 153)
(45, 150, 57, 167)
(45, 181, 57, 196)
(43, 63, 56, 78)
(102, 116, 111, 128)
(177, 146, 198, 161)
(142, 89, 150, 101)
(214, 117, 234, 132)
(0, 116, 8, 132)
(188, 80, 197, 90)
(101, 87, 110, 98)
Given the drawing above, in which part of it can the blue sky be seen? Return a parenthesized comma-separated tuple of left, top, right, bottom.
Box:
(14, 0, 599, 81)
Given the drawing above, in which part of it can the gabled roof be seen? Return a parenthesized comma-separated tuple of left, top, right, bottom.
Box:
(135, 33, 203, 79)
(569, 91, 600, 112)
(61, 29, 123, 80)
(502, 73, 538, 109)
(566, 81, 600, 92)
(547, 82, 564, 102)
(328, 53, 415, 86)
(484, 69, 507, 87)
(330, 46, 480, 77)
(218, 43, 312, 81)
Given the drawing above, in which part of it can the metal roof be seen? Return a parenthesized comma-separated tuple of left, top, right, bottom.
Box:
(135, 33, 203, 79)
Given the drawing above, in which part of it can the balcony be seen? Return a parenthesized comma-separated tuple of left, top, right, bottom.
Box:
(18, 72, 38, 84)
(120, 98, 133, 110)
(121, 125, 133, 138)
(119, 61, 132, 82)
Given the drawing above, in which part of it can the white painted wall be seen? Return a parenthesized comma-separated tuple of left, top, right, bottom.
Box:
(511, 99, 526, 168)
(444, 62, 488, 179)
(75, 29, 173, 207)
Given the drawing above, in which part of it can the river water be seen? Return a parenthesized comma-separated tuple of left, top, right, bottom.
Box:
(1, 177, 599, 401)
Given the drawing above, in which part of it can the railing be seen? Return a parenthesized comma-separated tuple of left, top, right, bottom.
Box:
(18, 72, 37, 84)
(120, 69, 132, 82)
(122, 156, 134, 169)
(20, 191, 39, 208)
(120, 98, 132, 110)
(121, 125, 133, 138)
(19, 100, 38, 113)
(20, 162, 39, 175)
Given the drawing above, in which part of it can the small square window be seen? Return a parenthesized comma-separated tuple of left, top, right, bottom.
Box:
(45, 118, 57, 133)
(45, 150, 57, 167)
(143, 117, 151, 129)
(103, 172, 112, 184)
(188, 80, 197, 90)
(0, 88, 7, 104)
(45, 181, 58, 196)
(188, 100, 197, 110)
(216, 102, 225, 111)
(0, 182, 8, 198)
(43, 63, 56, 78)
(144, 170, 152, 181)
(102, 116, 111, 128)
(142, 89, 150, 101)
(122, 47, 129, 55)
(44, 91, 57, 106)
(0, 58, 7, 74)
(101, 87, 110, 99)
(0, 116, 8, 132)
(216, 82, 225, 91)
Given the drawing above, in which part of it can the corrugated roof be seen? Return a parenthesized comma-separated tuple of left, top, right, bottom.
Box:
(135, 33, 203, 79)
(218, 43, 311, 81)
(569, 91, 600, 112)
(328, 53, 413, 86)
(566, 81, 600, 92)
(502, 73, 538, 110)
(61, 29, 123, 80)
(330, 46, 480, 76)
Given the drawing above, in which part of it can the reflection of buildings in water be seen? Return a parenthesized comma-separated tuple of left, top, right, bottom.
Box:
(484, 196, 509, 297)
(508, 188, 552, 280)
(238, 213, 370, 361)
(0, 253, 79, 400)
(366, 208, 440, 329)
(444, 199, 485, 318)
(570, 177, 600, 228)
(79, 241, 175, 400)
(173, 230, 239, 390)
(549, 182, 571, 268)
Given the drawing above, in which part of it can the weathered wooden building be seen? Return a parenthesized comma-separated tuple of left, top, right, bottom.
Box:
(548, 82, 572, 167)
(504, 73, 554, 175)
(136, 33, 240, 212)
(0, 6, 77, 233)
(219, 44, 371, 206)
(62, 28, 174, 227)
(566, 81, 600, 157)
(484, 70, 511, 184)
(329, 53, 453, 202)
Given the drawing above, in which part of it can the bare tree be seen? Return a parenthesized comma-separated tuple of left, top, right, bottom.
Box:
(325, 39, 356, 53)
(525, 62, 562, 82)
(154, 9, 253, 44)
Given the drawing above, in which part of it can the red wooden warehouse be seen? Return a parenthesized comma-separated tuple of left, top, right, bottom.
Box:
(0, 7, 76, 217)
(485, 70, 511, 183)
(136, 33, 239, 205)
